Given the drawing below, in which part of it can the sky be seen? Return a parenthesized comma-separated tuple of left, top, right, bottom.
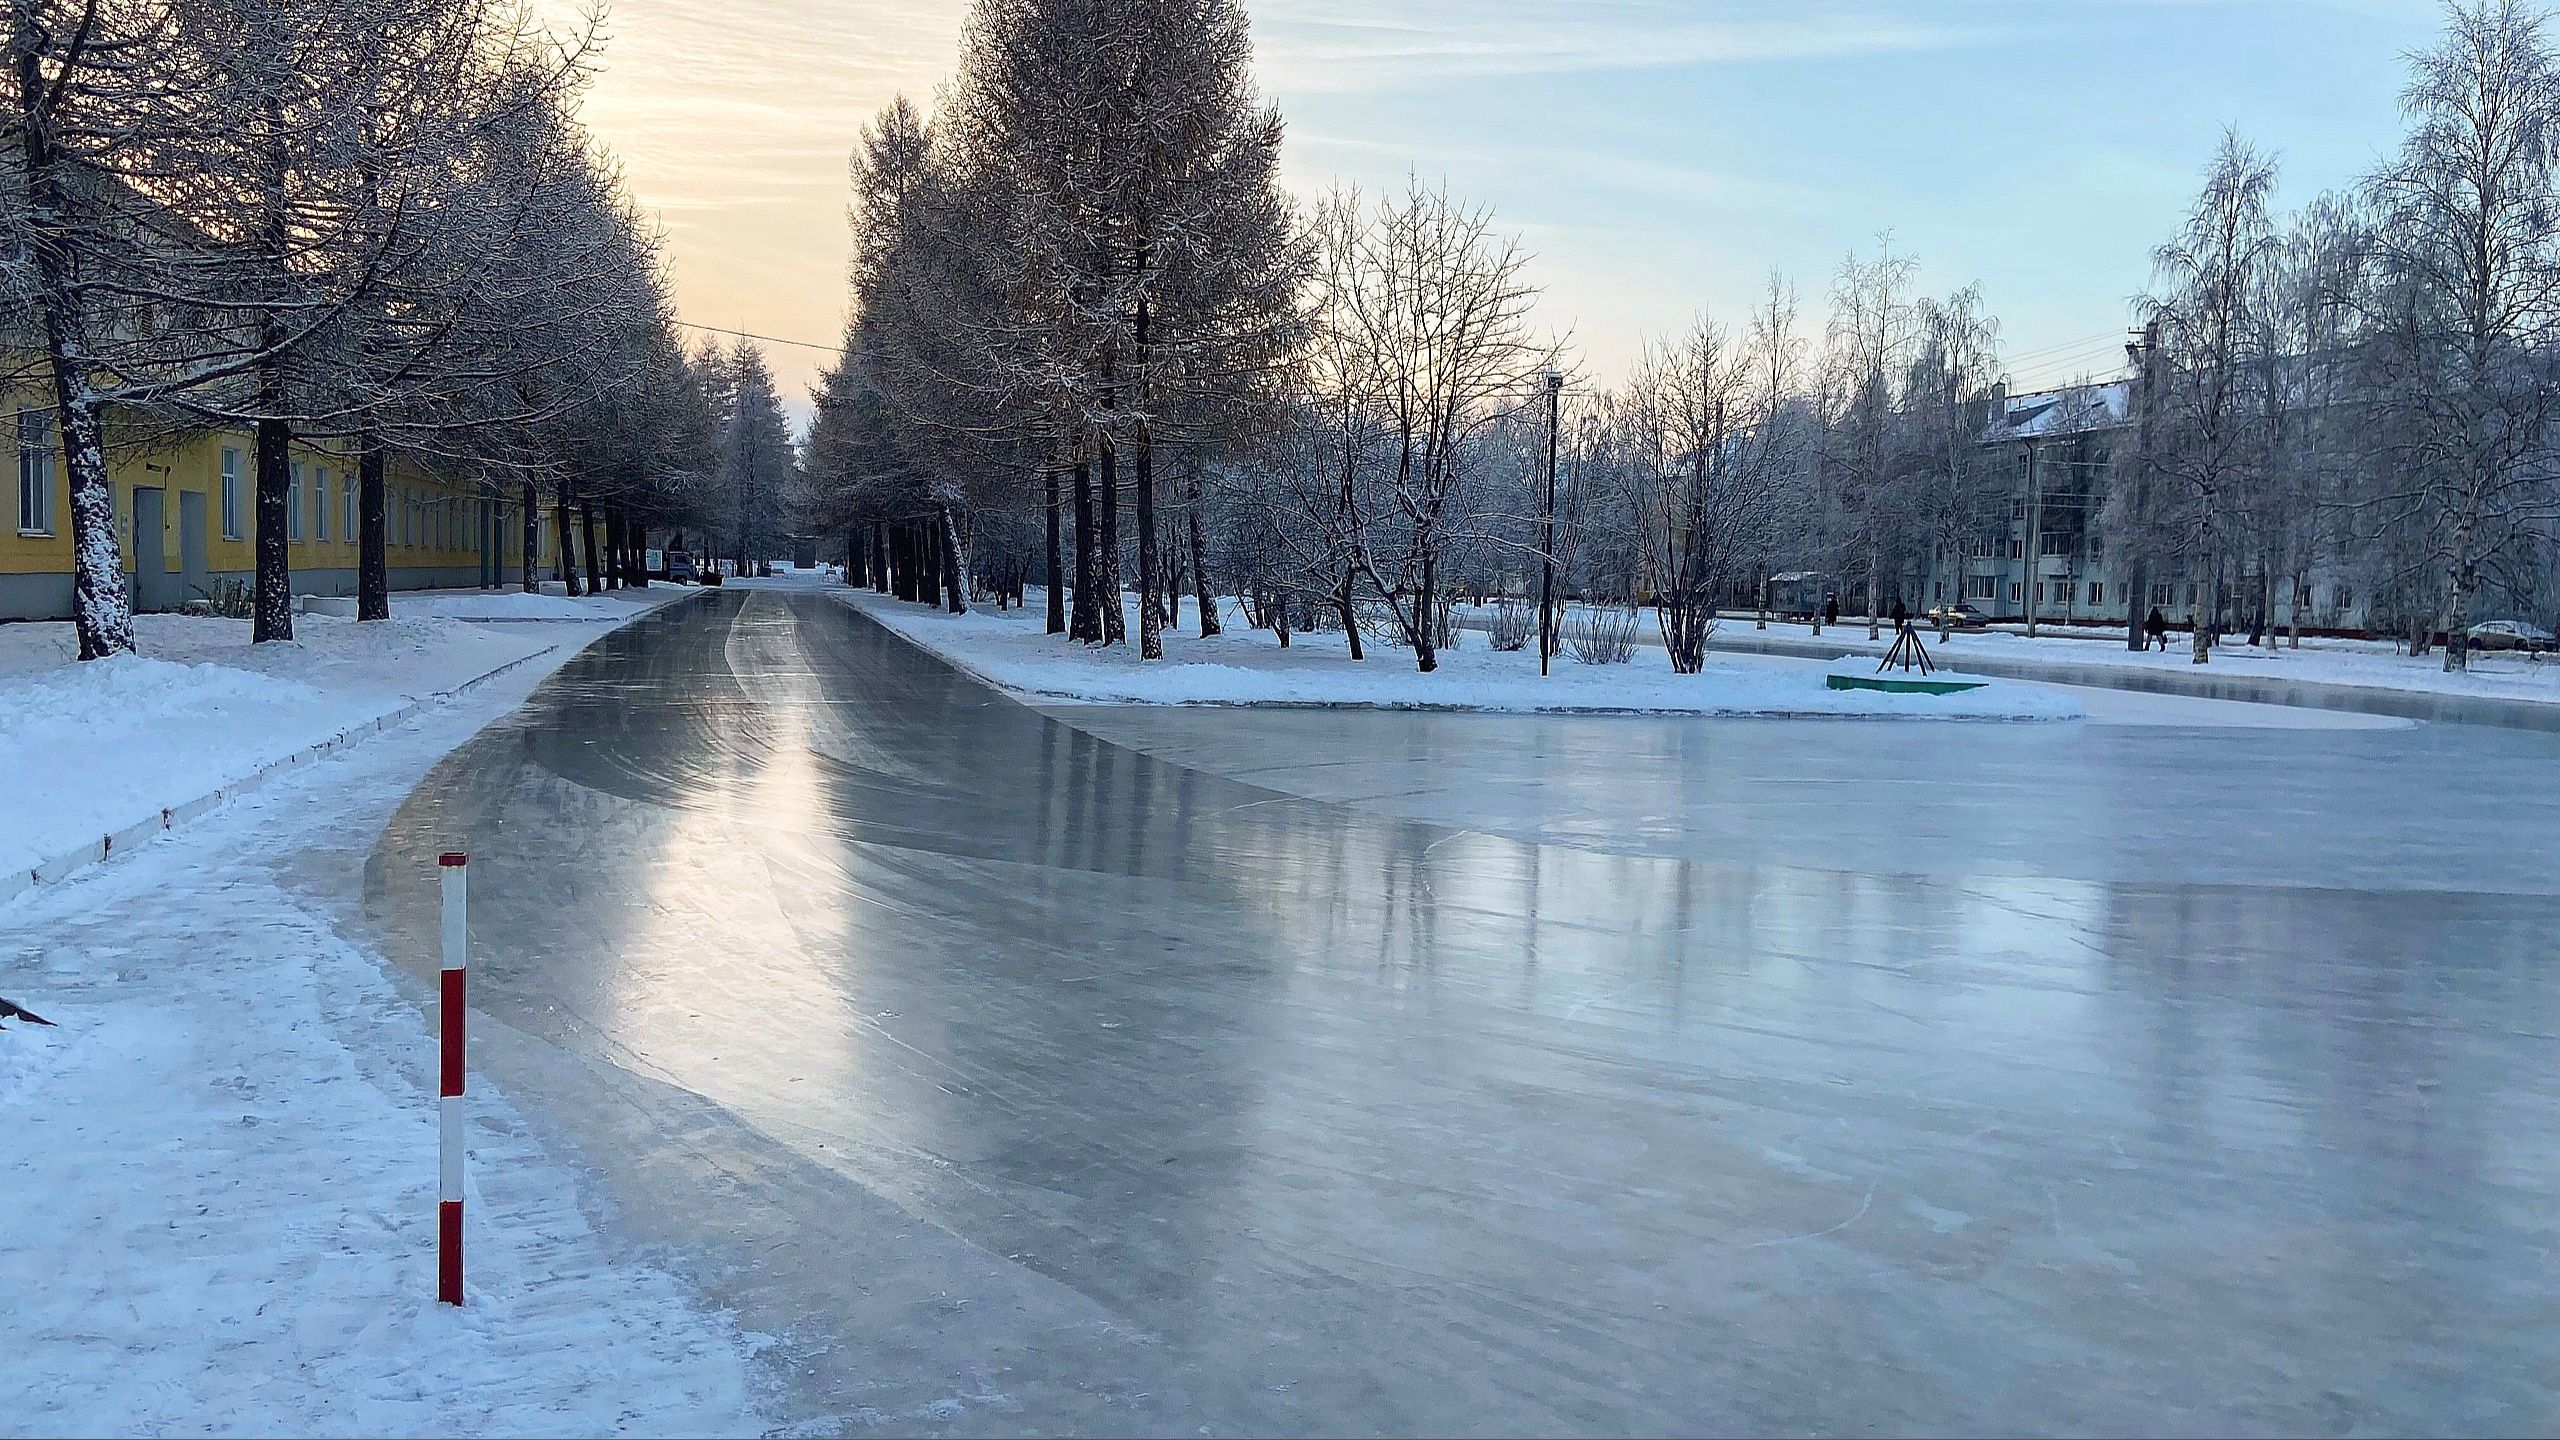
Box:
(556, 0, 2450, 422)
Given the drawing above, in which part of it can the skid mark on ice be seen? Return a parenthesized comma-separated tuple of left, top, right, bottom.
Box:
(1750, 1182, 1876, 1247)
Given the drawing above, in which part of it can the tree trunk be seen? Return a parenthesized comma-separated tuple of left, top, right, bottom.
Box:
(555, 497, 581, 596)
(252, 415, 294, 643)
(1338, 570, 1363, 660)
(2443, 512, 2477, 672)
(1098, 427, 1125, 645)
(55, 387, 129, 659)
(2288, 553, 2307, 648)
(520, 480, 539, 592)
(1413, 547, 1439, 673)
(1135, 420, 1162, 660)
(2190, 552, 2214, 664)
(872, 523, 888, 593)
(2122, 556, 2148, 651)
(1046, 469, 1067, 635)
(1071, 458, 1100, 642)
(579, 500, 604, 594)
(1185, 463, 1218, 636)
(357, 437, 388, 618)
(1866, 535, 1883, 640)
(601, 508, 623, 591)
(13, 55, 132, 659)
(941, 507, 969, 614)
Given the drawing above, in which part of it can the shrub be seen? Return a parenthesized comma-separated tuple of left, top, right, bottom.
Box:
(1489, 599, 1534, 651)
(1568, 605, 1639, 665)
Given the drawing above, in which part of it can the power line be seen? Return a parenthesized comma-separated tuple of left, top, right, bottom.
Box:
(2001, 328, 2127, 365)
(675, 320, 843, 354)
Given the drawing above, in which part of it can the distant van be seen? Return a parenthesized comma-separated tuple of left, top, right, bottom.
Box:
(665, 550, 699, 583)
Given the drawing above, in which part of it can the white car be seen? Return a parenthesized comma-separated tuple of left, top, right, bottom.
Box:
(2467, 619, 2555, 652)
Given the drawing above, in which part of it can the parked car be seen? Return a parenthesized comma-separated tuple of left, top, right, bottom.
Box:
(2467, 618, 2555, 652)
(1924, 602, 1990, 630)
(665, 550, 698, 584)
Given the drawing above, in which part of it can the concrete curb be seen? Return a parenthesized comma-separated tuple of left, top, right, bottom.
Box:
(0, 589, 711, 908)
(0, 643, 565, 909)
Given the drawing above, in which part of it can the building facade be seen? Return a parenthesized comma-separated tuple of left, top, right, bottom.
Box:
(3, 404, 575, 622)
(1926, 381, 2379, 634)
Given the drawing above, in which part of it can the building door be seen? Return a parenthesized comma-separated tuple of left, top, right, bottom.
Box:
(178, 489, 208, 601)
(132, 487, 172, 611)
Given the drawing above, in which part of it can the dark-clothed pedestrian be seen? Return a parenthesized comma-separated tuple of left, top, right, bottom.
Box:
(1824, 594, 1839, 627)
(2144, 607, 2169, 651)
(1891, 598, 1909, 629)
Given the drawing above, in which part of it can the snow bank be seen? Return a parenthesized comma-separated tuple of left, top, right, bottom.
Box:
(842, 590, 2081, 721)
(0, 609, 580, 884)
(0, 654, 381, 877)
(425, 591, 636, 621)
(1678, 611, 2560, 706)
(0, 700, 762, 1436)
(428, 592, 608, 620)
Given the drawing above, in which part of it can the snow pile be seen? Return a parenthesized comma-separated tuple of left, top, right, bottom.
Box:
(426, 591, 632, 621)
(1680, 612, 2560, 706)
(843, 590, 2081, 721)
(0, 610, 547, 693)
(1939, 625, 2560, 701)
(0, 653, 380, 877)
(0, 737, 762, 1435)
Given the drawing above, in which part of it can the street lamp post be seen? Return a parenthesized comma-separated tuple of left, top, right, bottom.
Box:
(1538, 370, 1563, 676)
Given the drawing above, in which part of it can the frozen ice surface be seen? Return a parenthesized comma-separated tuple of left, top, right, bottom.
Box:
(366, 588, 2560, 1435)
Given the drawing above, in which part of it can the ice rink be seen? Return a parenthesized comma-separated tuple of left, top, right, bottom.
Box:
(369, 584, 2559, 1435)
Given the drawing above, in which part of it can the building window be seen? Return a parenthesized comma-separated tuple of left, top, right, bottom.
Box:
(220, 446, 244, 540)
(2040, 532, 2071, 557)
(2034, 582, 2045, 604)
(314, 467, 330, 541)
(2186, 583, 2198, 606)
(287, 462, 304, 541)
(17, 409, 55, 535)
(343, 474, 358, 541)
(400, 489, 412, 548)
(2088, 582, 2104, 605)
(2008, 582, 2022, 603)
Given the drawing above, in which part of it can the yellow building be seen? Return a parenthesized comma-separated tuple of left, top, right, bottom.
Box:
(3, 405, 574, 621)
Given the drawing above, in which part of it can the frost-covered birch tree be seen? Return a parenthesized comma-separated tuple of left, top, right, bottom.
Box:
(2364, 0, 2560, 670)
(2147, 130, 2278, 664)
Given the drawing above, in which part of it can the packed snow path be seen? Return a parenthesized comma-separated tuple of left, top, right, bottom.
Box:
(368, 583, 2558, 1435)
(0, 612, 763, 1437)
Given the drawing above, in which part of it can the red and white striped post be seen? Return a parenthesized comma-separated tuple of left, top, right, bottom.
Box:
(437, 851, 468, 1306)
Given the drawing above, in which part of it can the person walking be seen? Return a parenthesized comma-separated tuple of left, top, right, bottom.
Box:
(2144, 606, 2169, 652)
(1890, 598, 1909, 630)
(1823, 594, 1840, 628)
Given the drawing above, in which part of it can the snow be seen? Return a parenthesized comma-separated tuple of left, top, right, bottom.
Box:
(0, 655, 373, 879)
(0, 607, 762, 1437)
(417, 590, 664, 622)
(0, 591, 698, 886)
(839, 588, 2082, 721)
(0, 615, 545, 884)
(1723, 615, 2560, 706)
